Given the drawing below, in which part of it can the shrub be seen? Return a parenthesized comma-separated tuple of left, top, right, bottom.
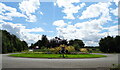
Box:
(33, 49, 49, 52)
(80, 48, 88, 52)
(49, 48, 57, 53)
(49, 44, 75, 53)
(65, 46, 75, 52)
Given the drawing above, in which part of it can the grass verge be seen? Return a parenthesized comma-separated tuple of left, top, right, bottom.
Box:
(9, 53, 107, 58)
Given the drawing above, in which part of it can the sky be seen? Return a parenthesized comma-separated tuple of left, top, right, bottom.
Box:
(0, 0, 119, 46)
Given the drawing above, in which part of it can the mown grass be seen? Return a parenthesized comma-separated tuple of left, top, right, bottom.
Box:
(9, 53, 107, 58)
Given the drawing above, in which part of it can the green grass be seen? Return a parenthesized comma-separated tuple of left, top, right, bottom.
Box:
(9, 53, 107, 58)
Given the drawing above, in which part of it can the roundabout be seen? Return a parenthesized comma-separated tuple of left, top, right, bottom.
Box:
(2, 53, 118, 68)
(8, 53, 107, 59)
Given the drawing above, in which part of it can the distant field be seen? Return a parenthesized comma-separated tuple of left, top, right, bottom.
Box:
(9, 53, 107, 58)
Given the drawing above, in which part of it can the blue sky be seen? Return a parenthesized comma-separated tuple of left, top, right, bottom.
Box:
(0, 0, 119, 46)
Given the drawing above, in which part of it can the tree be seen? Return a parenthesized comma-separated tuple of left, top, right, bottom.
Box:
(114, 36, 120, 53)
(99, 38, 108, 53)
(73, 43, 80, 51)
(69, 40, 74, 46)
(1, 30, 28, 54)
(32, 40, 42, 49)
(49, 39, 58, 48)
(68, 39, 85, 51)
(31, 36, 85, 51)
(29, 43, 34, 49)
(41, 35, 49, 48)
(99, 36, 120, 53)
(59, 39, 68, 45)
(22, 41, 28, 50)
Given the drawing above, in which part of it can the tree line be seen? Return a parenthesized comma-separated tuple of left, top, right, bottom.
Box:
(29, 35, 85, 51)
(1, 30, 28, 54)
(1, 30, 120, 53)
(99, 36, 120, 53)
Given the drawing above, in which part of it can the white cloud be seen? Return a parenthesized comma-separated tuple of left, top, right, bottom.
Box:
(62, 5, 81, 19)
(47, 31, 54, 33)
(55, 23, 103, 46)
(1, 2, 118, 46)
(110, 8, 118, 16)
(54, 10, 113, 46)
(84, 41, 98, 46)
(19, 0, 40, 14)
(53, 20, 67, 27)
(0, 21, 44, 45)
(55, 0, 80, 8)
(54, 7, 113, 46)
(0, 15, 12, 20)
(105, 25, 119, 36)
(25, 27, 44, 32)
(39, 11, 44, 15)
(4, 12, 26, 18)
(0, 3, 16, 13)
(110, 0, 119, 6)
(26, 14, 37, 22)
(53, 2, 118, 46)
(55, 0, 85, 19)
(0, 0, 41, 23)
(19, 0, 40, 22)
(75, 20, 103, 31)
(113, 20, 118, 23)
(79, 2, 111, 19)
(0, 3, 26, 21)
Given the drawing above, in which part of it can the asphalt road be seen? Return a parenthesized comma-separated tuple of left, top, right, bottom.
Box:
(2, 53, 119, 68)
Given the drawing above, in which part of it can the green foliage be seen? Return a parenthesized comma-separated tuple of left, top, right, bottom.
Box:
(80, 48, 88, 52)
(31, 35, 85, 50)
(41, 35, 49, 48)
(49, 44, 75, 53)
(99, 36, 120, 53)
(73, 44, 80, 51)
(69, 39, 85, 51)
(33, 49, 49, 52)
(1, 30, 28, 54)
(29, 35, 49, 49)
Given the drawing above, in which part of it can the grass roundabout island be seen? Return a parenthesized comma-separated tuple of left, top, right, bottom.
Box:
(9, 53, 107, 59)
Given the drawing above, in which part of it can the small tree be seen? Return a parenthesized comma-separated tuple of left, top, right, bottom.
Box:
(69, 39, 85, 51)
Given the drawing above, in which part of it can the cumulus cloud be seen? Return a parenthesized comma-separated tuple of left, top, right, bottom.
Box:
(110, 0, 119, 6)
(53, 2, 118, 46)
(25, 27, 44, 32)
(55, 0, 85, 19)
(19, 0, 40, 14)
(0, 3, 26, 21)
(84, 41, 98, 46)
(55, 18, 118, 46)
(79, 2, 111, 19)
(53, 20, 67, 27)
(0, 21, 44, 45)
(55, 23, 103, 46)
(26, 14, 37, 22)
(110, 8, 118, 16)
(55, 0, 80, 8)
(0, 0, 41, 22)
(19, 0, 40, 22)
(1, 1, 118, 46)
(106, 25, 119, 36)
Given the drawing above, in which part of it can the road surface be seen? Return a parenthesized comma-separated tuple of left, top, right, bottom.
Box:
(2, 53, 119, 68)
